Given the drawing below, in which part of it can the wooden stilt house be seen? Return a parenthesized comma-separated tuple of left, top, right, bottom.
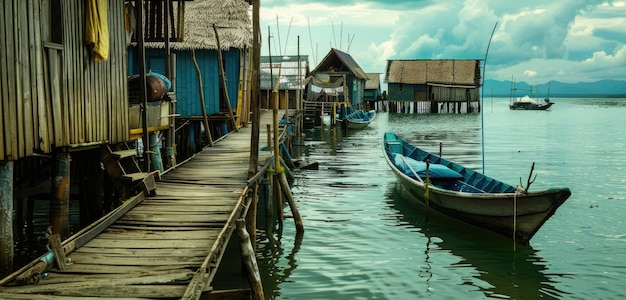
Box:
(0, 0, 140, 272)
(384, 59, 482, 113)
(303, 48, 368, 127)
(127, 0, 252, 159)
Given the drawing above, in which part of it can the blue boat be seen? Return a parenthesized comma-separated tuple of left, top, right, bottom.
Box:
(383, 132, 571, 244)
(339, 110, 376, 129)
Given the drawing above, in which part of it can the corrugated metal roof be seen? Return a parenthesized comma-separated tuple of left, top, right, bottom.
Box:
(310, 48, 368, 80)
(260, 55, 310, 90)
(385, 59, 481, 86)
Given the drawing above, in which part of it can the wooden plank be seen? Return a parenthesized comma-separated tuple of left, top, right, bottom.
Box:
(97, 228, 219, 240)
(5, 1, 17, 159)
(73, 246, 210, 257)
(64, 253, 205, 266)
(82, 238, 213, 249)
(32, 0, 49, 153)
(0, 0, 7, 158)
(48, 234, 67, 271)
(15, 0, 26, 158)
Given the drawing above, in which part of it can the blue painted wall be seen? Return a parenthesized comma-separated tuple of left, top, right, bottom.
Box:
(128, 47, 241, 117)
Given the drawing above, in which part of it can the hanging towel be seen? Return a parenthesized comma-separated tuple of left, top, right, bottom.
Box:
(85, 0, 109, 61)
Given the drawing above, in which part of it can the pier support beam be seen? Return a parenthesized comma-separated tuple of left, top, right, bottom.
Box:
(51, 150, 70, 238)
(0, 161, 14, 275)
(236, 219, 264, 300)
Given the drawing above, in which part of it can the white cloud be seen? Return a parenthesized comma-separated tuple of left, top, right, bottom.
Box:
(261, 1, 626, 84)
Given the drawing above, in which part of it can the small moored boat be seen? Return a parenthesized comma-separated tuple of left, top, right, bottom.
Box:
(383, 132, 571, 244)
(339, 110, 376, 129)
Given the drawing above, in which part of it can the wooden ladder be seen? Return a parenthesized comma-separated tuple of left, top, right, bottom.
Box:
(101, 143, 157, 198)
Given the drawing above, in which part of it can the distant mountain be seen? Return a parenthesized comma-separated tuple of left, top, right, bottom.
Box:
(483, 79, 626, 98)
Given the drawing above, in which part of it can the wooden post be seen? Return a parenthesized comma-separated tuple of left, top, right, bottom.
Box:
(236, 219, 264, 300)
(213, 24, 238, 132)
(246, 185, 259, 250)
(277, 172, 304, 233)
(0, 161, 14, 275)
(136, 0, 151, 171)
(191, 49, 214, 147)
(247, 0, 260, 179)
(51, 150, 70, 238)
(272, 81, 283, 225)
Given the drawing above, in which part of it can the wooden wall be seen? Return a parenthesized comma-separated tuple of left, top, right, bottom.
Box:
(0, 0, 129, 161)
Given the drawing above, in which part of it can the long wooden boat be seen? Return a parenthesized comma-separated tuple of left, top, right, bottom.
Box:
(383, 132, 571, 244)
(340, 110, 376, 129)
(510, 96, 554, 110)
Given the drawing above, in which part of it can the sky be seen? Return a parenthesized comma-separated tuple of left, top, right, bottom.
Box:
(260, 0, 626, 84)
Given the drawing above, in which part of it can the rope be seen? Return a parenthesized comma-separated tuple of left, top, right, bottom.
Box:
(513, 192, 517, 250)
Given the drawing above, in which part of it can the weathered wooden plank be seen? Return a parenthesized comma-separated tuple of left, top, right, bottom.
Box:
(32, 0, 50, 153)
(97, 228, 220, 240)
(15, 0, 27, 158)
(0, 0, 7, 158)
(120, 211, 232, 223)
(131, 205, 235, 213)
(66, 253, 205, 266)
(82, 238, 213, 249)
(0, 272, 191, 296)
(5, 1, 17, 159)
(73, 246, 209, 257)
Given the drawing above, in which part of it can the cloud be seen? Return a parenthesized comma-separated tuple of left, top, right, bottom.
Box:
(261, 0, 626, 84)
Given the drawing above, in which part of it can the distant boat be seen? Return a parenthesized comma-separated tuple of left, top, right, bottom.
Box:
(339, 110, 376, 129)
(383, 132, 571, 244)
(509, 79, 554, 110)
(510, 95, 554, 110)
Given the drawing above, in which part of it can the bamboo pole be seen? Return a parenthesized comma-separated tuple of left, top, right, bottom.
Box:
(247, 0, 260, 179)
(191, 49, 214, 147)
(272, 72, 283, 225)
(212, 24, 238, 132)
(236, 219, 264, 300)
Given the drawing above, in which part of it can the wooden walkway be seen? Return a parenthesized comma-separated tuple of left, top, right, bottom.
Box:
(0, 110, 281, 299)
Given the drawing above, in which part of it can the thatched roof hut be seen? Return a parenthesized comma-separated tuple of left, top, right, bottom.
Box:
(385, 59, 481, 86)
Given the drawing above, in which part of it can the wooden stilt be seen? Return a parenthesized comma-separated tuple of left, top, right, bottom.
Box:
(236, 219, 264, 300)
(51, 150, 70, 238)
(277, 172, 304, 233)
(246, 184, 259, 250)
(274, 173, 284, 227)
(0, 161, 14, 275)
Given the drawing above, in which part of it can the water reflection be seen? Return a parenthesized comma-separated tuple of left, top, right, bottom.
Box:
(385, 182, 569, 299)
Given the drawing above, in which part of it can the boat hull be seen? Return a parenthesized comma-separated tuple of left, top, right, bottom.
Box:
(341, 110, 376, 129)
(383, 132, 571, 244)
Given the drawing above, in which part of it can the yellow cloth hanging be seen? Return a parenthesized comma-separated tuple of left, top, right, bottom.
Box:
(85, 0, 109, 61)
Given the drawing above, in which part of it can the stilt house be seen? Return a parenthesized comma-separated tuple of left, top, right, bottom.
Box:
(306, 48, 368, 108)
(364, 73, 382, 110)
(384, 59, 482, 113)
(127, 0, 252, 156)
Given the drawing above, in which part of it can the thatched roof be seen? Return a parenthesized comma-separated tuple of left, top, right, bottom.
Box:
(385, 59, 481, 86)
(145, 0, 252, 50)
(365, 73, 381, 90)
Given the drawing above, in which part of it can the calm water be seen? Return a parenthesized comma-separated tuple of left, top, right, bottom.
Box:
(257, 97, 626, 299)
